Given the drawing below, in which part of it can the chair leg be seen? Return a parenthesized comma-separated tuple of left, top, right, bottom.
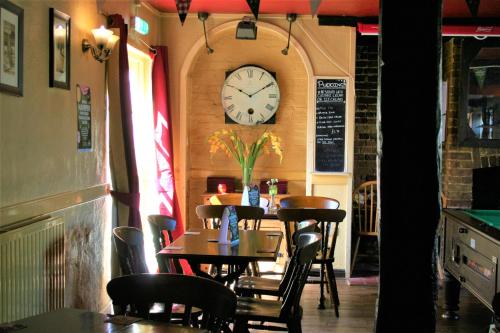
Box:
(318, 262, 326, 309)
(351, 236, 361, 276)
(326, 262, 340, 318)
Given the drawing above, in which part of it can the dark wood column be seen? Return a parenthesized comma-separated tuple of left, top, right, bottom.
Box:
(376, 2, 442, 332)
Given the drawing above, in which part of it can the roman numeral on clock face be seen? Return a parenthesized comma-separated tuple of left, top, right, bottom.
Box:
(235, 73, 242, 80)
(265, 104, 274, 111)
(269, 94, 277, 98)
(236, 112, 242, 120)
(248, 115, 253, 123)
(226, 104, 235, 112)
(247, 69, 253, 78)
(224, 96, 232, 100)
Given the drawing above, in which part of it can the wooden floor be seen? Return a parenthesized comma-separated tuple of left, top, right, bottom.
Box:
(251, 278, 493, 333)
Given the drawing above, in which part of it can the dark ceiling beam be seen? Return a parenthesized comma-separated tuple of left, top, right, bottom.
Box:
(318, 15, 500, 27)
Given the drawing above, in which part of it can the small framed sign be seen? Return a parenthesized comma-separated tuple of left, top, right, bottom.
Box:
(0, 1, 23, 96)
(49, 8, 70, 89)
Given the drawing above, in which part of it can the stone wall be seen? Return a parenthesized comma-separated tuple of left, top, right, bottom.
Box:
(442, 38, 500, 208)
(353, 37, 378, 189)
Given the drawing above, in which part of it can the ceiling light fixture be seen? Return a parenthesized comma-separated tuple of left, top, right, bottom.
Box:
(82, 26, 119, 62)
(236, 16, 257, 40)
(198, 12, 213, 54)
(281, 13, 297, 55)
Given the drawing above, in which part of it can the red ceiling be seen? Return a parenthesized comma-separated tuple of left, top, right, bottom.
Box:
(146, 0, 500, 17)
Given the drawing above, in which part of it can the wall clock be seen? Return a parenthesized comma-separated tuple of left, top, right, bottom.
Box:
(221, 65, 280, 125)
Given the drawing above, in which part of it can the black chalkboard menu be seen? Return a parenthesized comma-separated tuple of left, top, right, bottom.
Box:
(315, 78, 347, 172)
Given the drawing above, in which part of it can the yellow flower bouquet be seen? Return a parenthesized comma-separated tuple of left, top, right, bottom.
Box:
(208, 129, 283, 187)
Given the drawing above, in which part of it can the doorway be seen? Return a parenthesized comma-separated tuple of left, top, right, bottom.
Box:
(128, 44, 158, 272)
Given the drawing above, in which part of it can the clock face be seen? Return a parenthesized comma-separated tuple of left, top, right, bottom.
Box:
(221, 65, 280, 126)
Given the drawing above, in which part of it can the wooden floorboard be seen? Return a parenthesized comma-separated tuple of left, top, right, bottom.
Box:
(249, 278, 493, 332)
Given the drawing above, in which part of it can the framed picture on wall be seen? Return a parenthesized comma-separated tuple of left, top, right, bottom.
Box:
(0, 1, 23, 96)
(49, 8, 70, 89)
(458, 38, 500, 147)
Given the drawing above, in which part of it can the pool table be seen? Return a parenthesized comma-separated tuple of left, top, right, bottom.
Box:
(442, 209, 500, 319)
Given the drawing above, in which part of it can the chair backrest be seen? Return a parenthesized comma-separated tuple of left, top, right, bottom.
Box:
(353, 180, 378, 235)
(234, 205, 264, 230)
(196, 205, 226, 229)
(280, 195, 340, 209)
(277, 208, 346, 258)
(279, 232, 321, 319)
(107, 273, 237, 330)
(112, 227, 148, 275)
(196, 204, 264, 230)
(147, 215, 182, 273)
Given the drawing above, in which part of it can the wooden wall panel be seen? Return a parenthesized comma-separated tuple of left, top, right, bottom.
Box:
(187, 30, 308, 227)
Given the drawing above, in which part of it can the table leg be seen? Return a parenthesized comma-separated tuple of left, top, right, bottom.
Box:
(187, 259, 248, 285)
(442, 270, 461, 320)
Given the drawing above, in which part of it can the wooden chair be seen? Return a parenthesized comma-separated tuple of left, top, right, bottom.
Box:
(234, 220, 318, 297)
(107, 273, 236, 331)
(277, 208, 346, 316)
(147, 215, 183, 274)
(234, 232, 321, 333)
(195, 204, 264, 230)
(195, 204, 264, 276)
(280, 195, 340, 210)
(112, 226, 149, 275)
(196, 205, 226, 229)
(351, 180, 378, 275)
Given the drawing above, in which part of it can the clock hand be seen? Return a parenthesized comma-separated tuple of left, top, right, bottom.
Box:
(249, 82, 274, 97)
(226, 84, 251, 97)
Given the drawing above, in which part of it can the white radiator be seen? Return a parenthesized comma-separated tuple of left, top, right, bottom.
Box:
(0, 217, 65, 323)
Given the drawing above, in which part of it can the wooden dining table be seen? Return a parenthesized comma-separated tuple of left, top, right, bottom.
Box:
(2, 308, 206, 333)
(158, 228, 282, 284)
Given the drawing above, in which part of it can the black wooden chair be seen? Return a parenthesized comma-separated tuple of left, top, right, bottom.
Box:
(277, 208, 346, 316)
(195, 204, 264, 230)
(112, 226, 149, 275)
(234, 220, 317, 297)
(107, 273, 236, 331)
(196, 205, 265, 277)
(147, 215, 183, 273)
(233, 232, 321, 333)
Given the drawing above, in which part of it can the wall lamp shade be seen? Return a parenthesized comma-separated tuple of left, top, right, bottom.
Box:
(82, 26, 119, 62)
(236, 17, 257, 40)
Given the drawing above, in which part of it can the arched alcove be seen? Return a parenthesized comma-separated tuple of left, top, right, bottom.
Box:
(179, 21, 314, 226)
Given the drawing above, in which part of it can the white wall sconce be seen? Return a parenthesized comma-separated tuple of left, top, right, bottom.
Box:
(82, 26, 120, 62)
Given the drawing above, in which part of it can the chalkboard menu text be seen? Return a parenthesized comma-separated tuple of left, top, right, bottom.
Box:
(315, 78, 346, 172)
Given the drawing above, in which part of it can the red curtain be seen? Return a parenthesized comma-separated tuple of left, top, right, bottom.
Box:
(151, 46, 185, 239)
(108, 14, 141, 229)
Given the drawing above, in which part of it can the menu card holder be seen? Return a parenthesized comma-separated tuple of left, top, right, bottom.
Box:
(218, 206, 240, 246)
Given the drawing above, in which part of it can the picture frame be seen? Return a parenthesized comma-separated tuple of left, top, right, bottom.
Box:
(49, 8, 70, 89)
(0, 1, 23, 96)
(458, 38, 500, 147)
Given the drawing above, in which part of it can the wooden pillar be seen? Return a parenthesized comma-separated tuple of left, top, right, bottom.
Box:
(376, 1, 442, 332)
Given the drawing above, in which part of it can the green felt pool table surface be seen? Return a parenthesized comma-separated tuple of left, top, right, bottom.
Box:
(462, 209, 500, 230)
